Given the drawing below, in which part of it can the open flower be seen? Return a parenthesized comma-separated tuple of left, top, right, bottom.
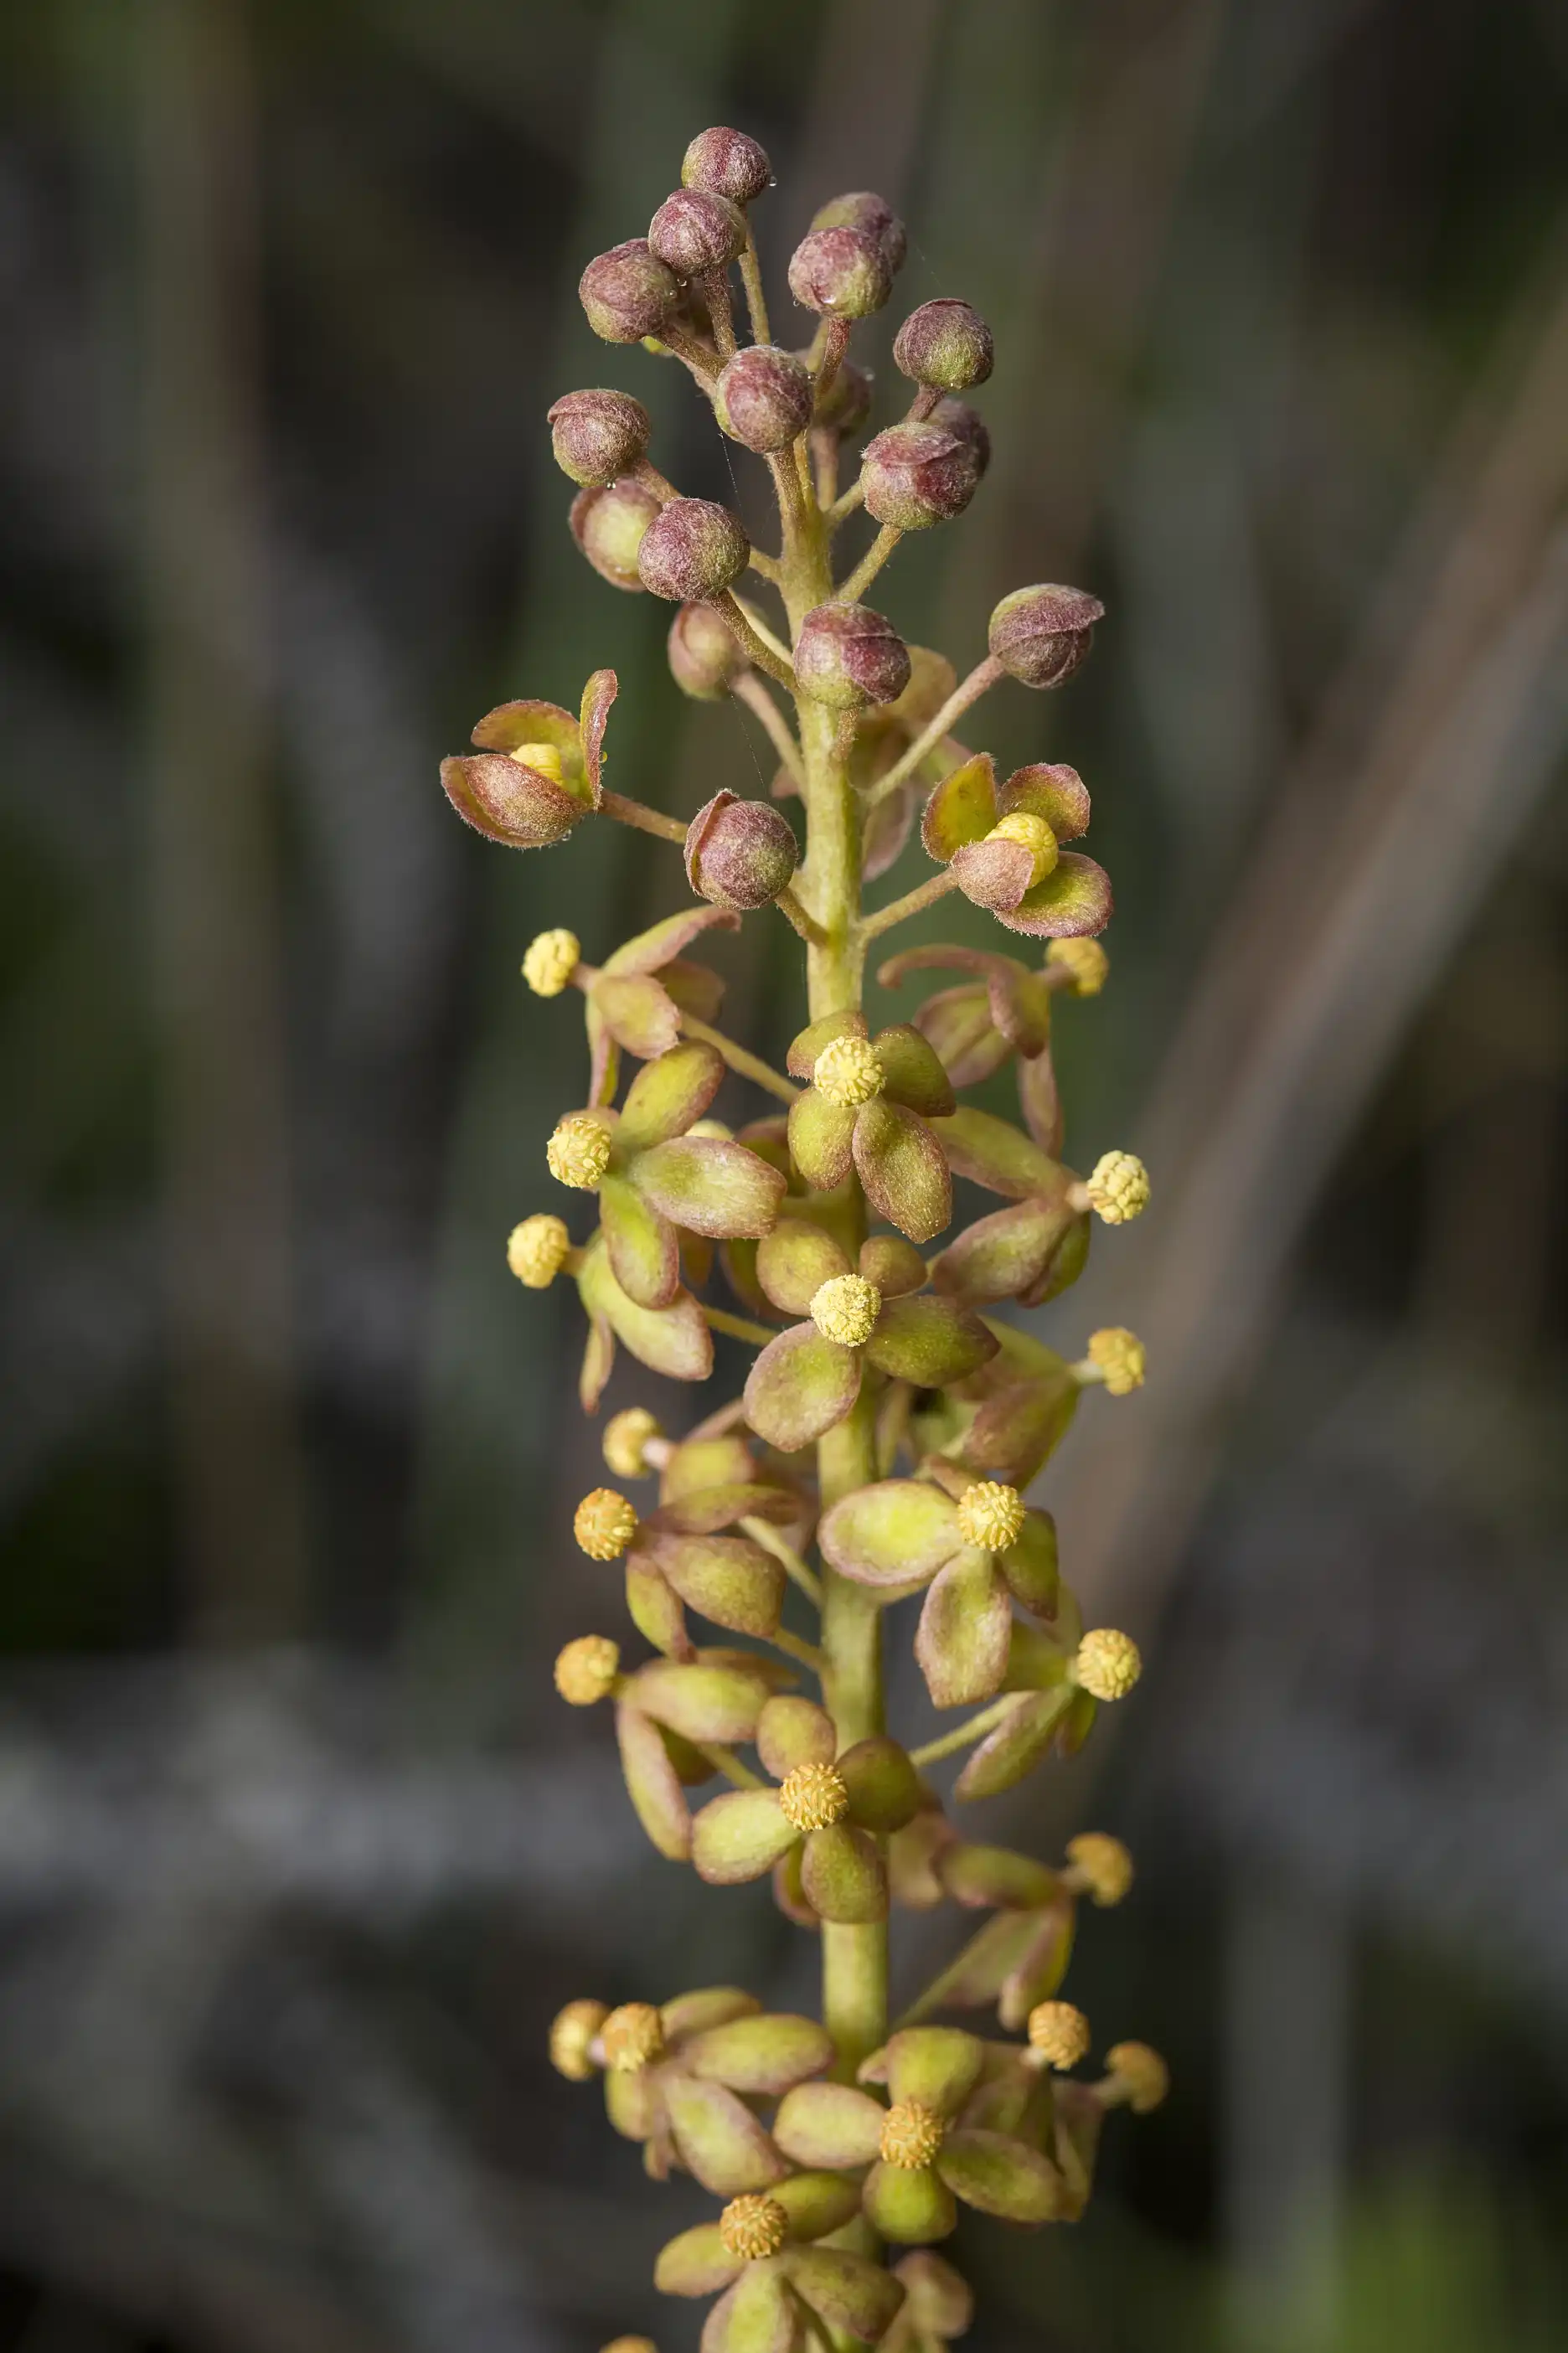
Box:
(928, 1107, 1147, 1310)
(656, 2177, 904, 2353)
(441, 670, 616, 847)
(878, 937, 1106, 1155)
(785, 1012, 956, 1244)
(771, 2026, 1066, 2245)
(524, 906, 742, 1104)
(571, 1473, 801, 1659)
(920, 752, 1111, 937)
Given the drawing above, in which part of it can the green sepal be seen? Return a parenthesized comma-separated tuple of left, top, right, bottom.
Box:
(787, 1009, 867, 1077)
(818, 1478, 961, 1591)
(936, 1843, 1061, 1910)
(788, 1088, 858, 1189)
(756, 1218, 852, 1313)
(756, 1695, 838, 1778)
(863, 2159, 958, 2246)
(441, 751, 583, 849)
(636, 1136, 787, 1239)
(862, 1296, 996, 1387)
(661, 1987, 761, 2038)
(958, 1370, 1079, 1487)
(691, 1787, 797, 1884)
(996, 1902, 1077, 2030)
(591, 972, 682, 1060)
(913, 982, 1008, 1086)
(999, 759, 1091, 839)
(744, 1324, 862, 1452)
(1019, 1204, 1089, 1305)
(859, 1234, 928, 1295)
(916, 1552, 1013, 1708)
(1003, 1617, 1081, 1690)
(893, 2250, 973, 2339)
(953, 1685, 1077, 1801)
(993, 851, 1112, 940)
(772, 2169, 864, 2239)
(625, 1561, 693, 1659)
(921, 752, 998, 860)
(680, 2012, 836, 2095)
(913, 1909, 1054, 2011)
(936, 2128, 1065, 2222)
(704, 2265, 797, 2353)
(663, 2074, 789, 2196)
(653, 2221, 740, 2297)
(998, 1509, 1060, 1618)
(801, 1821, 887, 1923)
(772, 2081, 885, 2170)
(615, 1701, 692, 1860)
(626, 1658, 776, 1745)
(619, 1040, 724, 1151)
(647, 1530, 785, 1638)
(930, 1106, 1064, 1201)
(651, 1480, 798, 1535)
(838, 1735, 922, 1834)
(951, 832, 1035, 912)
(658, 1434, 756, 1503)
(782, 2247, 906, 2344)
(854, 1098, 952, 1245)
(604, 902, 740, 978)
(930, 1197, 1074, 1305)
(659, 955, 726, 1025)
(874, 1024, 957, 1117)
(577, 1234, 713, 1385)
(874, 2027, 985, 2115)
(600, 1173, 680, 1309)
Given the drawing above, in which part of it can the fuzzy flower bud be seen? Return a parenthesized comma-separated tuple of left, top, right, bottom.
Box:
(985, 811, 1058, 887)
(1086, 1327, 1146, 1396)
(574, 1487, 639, 1561)
(681, 127, 772, 207)
(812, 1034, 885, 1107)
(929, 395, 992, 478)
(601, 2001, 665, 2072)
(1083, 1150, 1150, 1225)
(812, 357, 874, 434)
(637, 498, 750, 601)
(719, 2194, 788, 2263)
(894, 298, 993, 391)
(716, 344, 815, 453)
(548, 1112, 613, 1190)
(788, 226, 891, 320)
(1048, 937, 1109, 995)
(580, 239, 680, 344)
(549, 1997, 609, 2078)
(602, 1406, 663, 1479)
(570, 477, 661, 591)
(988, 583, 1105, 689)
(1104, 2042, 1170, 2113)
(684, 790, 799, 911)
(879, 2099, 945, 2169)
(811, 190, 907, 274)
(1027, 2000, 1091, 2070)
(648, 188, 748, 279)
(554, 1636, 621, 1707)
(522, 927, 581, 996)
(507, 1213, 570, 1289)
(778, 1760, 849, 1831)
(668, 601, 748, 699)
(794, 601, 911, 710)
(1075, 1628, 1142, 1701)
(810, 1273, 882, 1349)
(548, 389, 651, 488)
(955, 1480, 1027, 1552)
(861, 421, 980, 530)
(1065, 1832, 1134, 1907)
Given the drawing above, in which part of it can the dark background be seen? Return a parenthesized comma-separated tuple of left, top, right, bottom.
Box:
(3, 1, 1567, 2347)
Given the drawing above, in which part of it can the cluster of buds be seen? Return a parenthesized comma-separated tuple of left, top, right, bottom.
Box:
(441, 126, 1168, 2353)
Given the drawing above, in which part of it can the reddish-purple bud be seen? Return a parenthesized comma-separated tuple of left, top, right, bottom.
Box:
(930, 395, 991, 479)
(794, 602, 912, 710)
(860, 420, 980, 529)
(788, 227, 891, 320)
(668, 601, 747, 699)
(570, 477, 661, 591)
(715, 345, 814, 453)
(811, 191, 907, 275)
(547, 389, 652, 488)
(648, 188, 748, 279)
(893, 299, 993, 392)
(988, 584, 1105, 688)
(684, 790, 799, 911)
(579, 239, 680, 344)
(681, 126, 772, 207)
(812, 358, 874, 436)
(636, 497, 750, 601)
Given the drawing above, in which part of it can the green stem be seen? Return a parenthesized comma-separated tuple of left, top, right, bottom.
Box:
(858, 868, 962, 943)
(838, 522, 904, 605)
(862, 654, 1006, 814)
(677, 1013, 799, 1103)
(732, 670, 807, 789)
(702, 1305, 777, 1347)
(739, 232, 771, 345)
(600, 790, 688, 844)
(769, 1625, 826, 1676)
(906, 1691, 1026, 1769)
(694, 1742, 766, 1792)
(740, 1516, 823, 1608)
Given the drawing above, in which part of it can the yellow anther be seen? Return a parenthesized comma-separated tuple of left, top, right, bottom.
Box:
(719, 2193, 789, 2263)
(601, 2340, 658, 2353)
(986, 809, 1058, 886)
(812, 1033, 885, 1108)
(1104, 2041, 1169, 2113)
(553, 1635, 621, 1706)
(809, 1273, 882, 1349)
(1086, 1327, 1146, 1396)
(1065, 1832, 1134, 1907)
(548, 1111, 613, 1190)
(601, 2001, 666, 2073)
(1084, 1149, 1149, 1226)
(1074, 1628, 1142, 1702)
(549, 1997, 609, 2080)
(777, 1760, 849, 1832)
(1047, 937, 1109, 996)
(955, 1480, 1027, 1552)
(509, 740, 565, 786)
(507, 1212, 570, 1288)
(602, 1406, 663, 1480)
(522, 926, 581, 996)
(879, 2099, 946, 2170)
(1027, 2000, 1091, 2071)
(574, 1488, 639, 1561)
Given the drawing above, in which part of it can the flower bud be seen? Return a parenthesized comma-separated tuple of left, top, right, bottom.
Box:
(1065, 1830, 1133, 1906)
(794, 601, 911, 710)
(648, 187, 748, 278)
(1074, 1628, 1142, 1700)
(601, 2000, 665, 2072)
(929, 394, 991, 479)
(684, 789, 799, 911)
(788, 226, 891, 320)
(894, 298, 993, 391)
(668, 601, 748, 699)
(549, 1996, 608, 2077)
(811, 190, 907, 274)
(715, 344, 814, 453)
(603, 1406, 663, 1479)
(861, 421, 979, 529)
(574, 1486, 639, 1560)
(507, 1213, 570, 1288)
(1027, 2000, 1091, 2070)
(579, 239, 680, 344)
(554, 1636, 621, 1707)
(548, 1112, 613, 1190)
(812, 356, 874, 435)
(570, 477, 661, 591)
(681, 126, 772, 207)
(636, 497, 750, 601)
(521, 926, 581, 996)
(988, 583, 1105, 688)
(547, 389, 651, 487)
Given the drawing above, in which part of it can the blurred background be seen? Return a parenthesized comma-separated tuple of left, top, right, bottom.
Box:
(3, 0, 1567, 2346)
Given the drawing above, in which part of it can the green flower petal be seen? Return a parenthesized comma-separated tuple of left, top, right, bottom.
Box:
(873, 1024, 957, 1117)
(915, 1552, 1013, 1708)
(996, 1904, 1078, 2032)
(600, 1173, 680, 1309)
(604, 903, 740, 978)
(786, 1009, 868, 1078)
(782, 2247, 906, 2344)
(893, 2251, 973, 2339)
(653, 2221, 740, 2298)
(863, 2159, 958, 2247)
(650, 1480, 798, 1536)
(625, 1658, 775, 1746)
(862, 1295, 997, 1387)
(951, 833, 1036, 911)
(681, 2013, 836, 2096)
(999, 1509, 1060, 1618)
(440, 752, 583, 849)
(936, 1844, 1061, 1910)
(577, 666, 616, 801)
(591, 973, 682, 1060)
(663, 2074, 788, 2197)
(772, 2081, 885, 2170)
(853, 1099, 952, 1245)
(929, 1107, 1064, 1201)
(879, 2027, 986, 2115)
(801, 1821, 887, 1924)
(818, 1478, 962, 1590)
(661, 1987, 761, 2040)
(756, 1218, 853, 1314)
(858, 1235, 928, 1296)
(619, 1040, 725, 1150)
(624, 1560, 692, 1659)
(993, 851, 1112, 940)
(958, 1371, 1080, 1488)
(913, 982, 1009, 1087)
(921, 752, 999, 861)
(615, 1702, 692, 1860)
(787, 1089, 858, 1189)
(838, 1736, 922, 1834)
(998, 759, 1091, 840)
(635, 1138, 787, 1240)
(771, 2170, 864, 2240)
(953, 1685, 1078, 1801)
(756, 1695, 838, 1778)
(646, 1530, 785, 1639)
(578, 1234, 713, 1384)
(930, 1198, 1075, 1304)
(936, 2129, 1065, 2223)
(691, 1788, 799, 1884)
(704, 2266, 797, 2353)
(744, 1324, 863, 1453)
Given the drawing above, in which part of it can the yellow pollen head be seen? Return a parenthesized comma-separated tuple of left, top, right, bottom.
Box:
(1075, 1628, 1142, 1702)
(1085, 1149, 1149, 1225)
(986, 809, 1059, 886)
(553, 1635, 620, 1707)
(1086, 1327, 1147, 1396)
(522, 926, 581, 996)
(549, 1997, 608, 2081)
(602, 1406, 663, 1480)
(574, 1488, 639, 1561)
(955, 1479, 1027, 1552)
(812, 1033, 885, 1108)
(719, 2193, 789, 2263)
(600, 2340, 658, 2353)
(507, 1213, 570, 1288)
(601, 2001, 666, 2073)
(1105, 2041, 1169, 2113)
(1047, 937, 1109, 996)
(879, 2098, 946, 2170)
(548, 1112, 613, 1190)
(509, 740, 565, 787)
(1065, 1832, 1134, 1907)
(777, 1760, 849, 1832)
(809, 1273, 882, 1349)
(1027, 2000, 1091, 2071)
